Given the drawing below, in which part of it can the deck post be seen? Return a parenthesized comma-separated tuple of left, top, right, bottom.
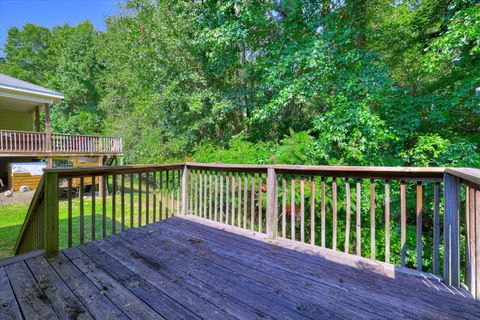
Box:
(182, 165, 189, 216)
(43, 171, 59, 257)
(444, 173, 461, 287)
(266, 167, 278, 239)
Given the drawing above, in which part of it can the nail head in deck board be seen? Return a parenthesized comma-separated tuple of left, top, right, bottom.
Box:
(25, 256, 93, 319)
(5, 261, 58, 319)
(0, 267, 22, 319)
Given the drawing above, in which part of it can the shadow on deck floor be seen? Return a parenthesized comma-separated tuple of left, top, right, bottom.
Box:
(1, 216, 479, 319)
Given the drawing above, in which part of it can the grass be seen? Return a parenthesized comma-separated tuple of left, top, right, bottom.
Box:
(0, 188, 181, 259)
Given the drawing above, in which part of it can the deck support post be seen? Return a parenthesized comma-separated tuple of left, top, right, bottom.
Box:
(43, 172, 59, 257)
(444, 173, 461, 287)
(182, 165, 189, 216)
(266, 167, 278, 240)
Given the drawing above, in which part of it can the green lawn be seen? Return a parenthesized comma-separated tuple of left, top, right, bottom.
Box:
(0, 190, 180, 259)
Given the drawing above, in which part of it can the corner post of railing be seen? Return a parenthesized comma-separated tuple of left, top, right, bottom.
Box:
(181, 164, 189, 216)
(266, 166, 278, 240)
(443, 172, 461, 287)
(43, 171, 59, 257)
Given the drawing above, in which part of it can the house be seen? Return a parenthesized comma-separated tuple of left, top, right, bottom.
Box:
(0, 73, 122, 191)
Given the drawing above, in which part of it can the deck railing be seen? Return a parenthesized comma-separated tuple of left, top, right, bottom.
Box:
(14, 162, 480, 301)
(0, 129, 122, 155)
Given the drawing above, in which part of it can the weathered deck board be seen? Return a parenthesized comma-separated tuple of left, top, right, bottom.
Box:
(2, 217, 480, 319)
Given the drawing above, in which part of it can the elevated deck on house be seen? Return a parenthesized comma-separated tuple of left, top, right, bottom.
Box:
(2, 216, 480, 319)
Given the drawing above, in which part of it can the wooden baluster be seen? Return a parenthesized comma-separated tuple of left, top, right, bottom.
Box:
(250, 175, 255, 230)
(291, 176, 295, 240)
(333, 178, 337, 250)
(214, 173, 219, 221)
(356, 179, 361, 256)
(204, 171, 208, 218)
(243, 175, 248, 229)
(173, 170, 177, 216)
(466, 186, 474, 292)
(159, 171, 163, 220)
(67, 178, 73, 248)
(345, 179, 351, 253)
(238, 175, 242, 227)
(282, 176, 287, 238)
(188, 170, 193, 215)
(145, 173, 149, 224)
(226, 173, 230, 224)
(152, 172, 157, 222)
(416, 181, 423, 271)
(165, 171, 169, 218)
(231, 173, 236, 225)
(120, 174, 125, 231)
(400, 181, 406, 267)
(385, 180, 390, 263)
(111, 174, 116, 234)
(193, 170, 198, 215)
(209, 172, 213, 220)
(79, 177, 85, 244)
(370, 179, 375, 260)
(258, 174, 263, 233)
(220, 172, 224, 223)
(199, 170, 203, 218)
(433, 181, 440, 275)
(321, 177, 326, 247)
(138, 173, 142, 226)
(177, 169, 181, 215)
(130, 174, 134, 227)
(300, 178, 305, 243)
(91, 176, 96, 240)
(310, 176, 315, 245)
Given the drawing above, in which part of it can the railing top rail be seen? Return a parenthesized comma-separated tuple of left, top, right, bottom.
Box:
(43, 162, 475, 181)
(44, 163, 185, 177)
(50, 132, 122, 139)
(185, 162, 445, 180)
(445, 168, 480, 187)
(0, 129, 46, 134)
(0, 129, 122, 140)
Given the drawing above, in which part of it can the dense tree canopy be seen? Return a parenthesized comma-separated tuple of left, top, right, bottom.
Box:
(1, 0, 479, 167)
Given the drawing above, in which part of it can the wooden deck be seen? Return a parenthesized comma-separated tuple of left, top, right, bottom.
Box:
(2, 217, 480, 319)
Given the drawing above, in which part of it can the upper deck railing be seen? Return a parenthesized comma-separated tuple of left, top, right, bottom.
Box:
(13, 162, 480, 301)
(0, 129, 123, 155)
